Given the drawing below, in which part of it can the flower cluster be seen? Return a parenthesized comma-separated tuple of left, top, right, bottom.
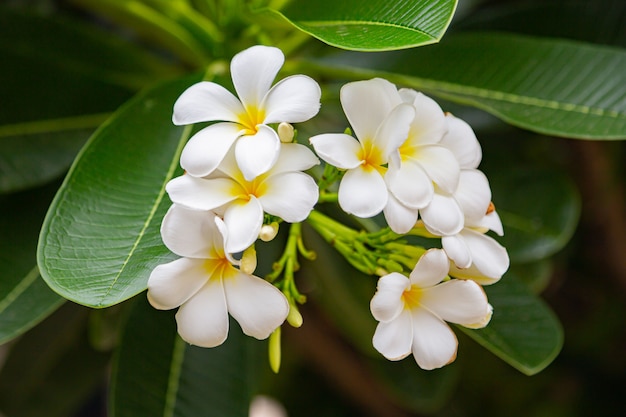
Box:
(148, 45, 509, 372)
(147, 45, 321, 347)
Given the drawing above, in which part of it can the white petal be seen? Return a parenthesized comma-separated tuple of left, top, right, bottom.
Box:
(341, 78, 402, 141)
(235, 125, 280, 180)
(372, 103, 415, 160)
(338, 167, 388, 218)
(411, 309, 458, 370)
(409, 249, 450, 288)
(160, 204, 221, 258)
(309, 133, 362, 169)
(372, 309, 413, 361)
(420, 193, 464, 236)
(442, 235, 472, 269)
(420, 279, 491, 326)
(370, 272, 409, 322)
(166, 175, 238, 211)
(180, 122, 241, 177)
(471, 210, 504, 236)
(147, 258, 210, 310)
(223, 270, 289, 339)
(175, 278, 229, 348)
(462, 229, 510, 281)
(263, 75, 321, 123)
(402, 90, 447, 146)
(440, 114, 482, 169)
(383, 193, 418, 234)
(223, 197, 264, 253)
(231, 45, 284, 108)
(172, 82, 244, 125)
(412, 145, 460, 194)
(269, 143, 319, 175)
(448, 263, 499, 285)
(455, 169, 491, 224)
(386, 158, 433, 209)
(259, 172, 318, 222)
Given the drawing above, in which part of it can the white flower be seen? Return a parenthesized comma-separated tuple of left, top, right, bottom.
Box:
(444, 209, 510, 285)
(166, 143, 319, 253)
(173, 45, 321, 181)
(147, 204, 289, 347)
(310, 78, 415, 217)
(370, 249, 492, 370)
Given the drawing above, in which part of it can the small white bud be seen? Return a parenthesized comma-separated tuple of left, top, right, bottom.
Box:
(240, 245, 257, 274)
(259, 222, 279, 242)
(277, 122, 294, 143)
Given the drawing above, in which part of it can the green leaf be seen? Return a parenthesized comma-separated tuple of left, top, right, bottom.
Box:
(265, 0, 458, 51)
(316, 31, 626, 139)
(0, 184, 64, 344)
(38, 74, 202, 308)
(461, 275, 564, 375)
(491, 169, 581, 263)
(110, 296, 260, 417)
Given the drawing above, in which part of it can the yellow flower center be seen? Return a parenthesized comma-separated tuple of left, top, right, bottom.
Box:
(229, 174, 268, 202)
(402, 285, 423, 309)
(204, 257, 238, 281)
(358, 139, 387, 175)
(238, 105, 266, 135)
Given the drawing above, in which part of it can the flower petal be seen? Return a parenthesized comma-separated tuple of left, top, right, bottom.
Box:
(471, 210, 504, 236)
(172, 82, 244, 125)
(263, 75, 321, 123)
(442, 235, 472, 269)
(440, 114, 482, 169)
(400, 89, 447, 146)
(269, 143, 319, 175)
(309, 133, 363, 169)
(338, 167, 388, 218)
(372, 309, 413, 361)
(180, 122, 242, 177)
(420, 279, 491, 327)
(175, 278, 229, 348)
(235, 125, 280, 180)
(454, 169, 491, 224)
(231, 45, 284, 108)
(223, 270, 289, 340)
(147, 258, 210, 310)
(409, 249, 450, 288)
(383, 192, 418, 234)
(420, 193, 464, 236)
(411, 145, 460, 194)
(341, 78, 402, 141)
(259, 172, 318, 222)
(160, 204, 222, 258)
(166, 175, 239, 211)
(410, 309, 458, 370)
(370, 272, 409, 322)
(372, 103, 415, 160)
(223, 196, 264, 253)
(462, 229, 510, 281)
(386, 158, 433, 209)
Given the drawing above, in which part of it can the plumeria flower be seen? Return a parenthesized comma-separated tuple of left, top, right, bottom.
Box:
(385, 89, 460, 230)
(310, 78, 415, 217)
(445, 208, 510, 285)
(173, 45, 321, 181)
(166, 143, 319, 253)
(147, 204, 289, 347)
(370, 249, 492, 370)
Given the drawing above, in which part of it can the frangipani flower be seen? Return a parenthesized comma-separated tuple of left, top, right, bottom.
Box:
(166, 143, 319, 253)
(370, 249, 492, 370)
(310, 78, 415, 217)
(147, 204, 289, 347)
(173, 45, 321, 181)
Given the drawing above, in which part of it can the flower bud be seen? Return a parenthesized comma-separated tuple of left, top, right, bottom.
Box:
(240, 245, 257, 274)
(287, 304, 303, 328)
(259, 222, 279, 242)
(277, 122, 294, 143)
(269, 327, 281, 373)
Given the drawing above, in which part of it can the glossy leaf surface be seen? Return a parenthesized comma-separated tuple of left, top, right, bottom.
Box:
(267, 0, 457, 51)
(37, 75, 202, 308)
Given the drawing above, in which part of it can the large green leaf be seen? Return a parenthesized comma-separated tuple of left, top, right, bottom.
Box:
(37, 75, 202, 308)
(0, 184, 64, 344)
(110, 296, 260, 417)
(461, 275, 563, 376)
(266, 0, 458, 51)
(315, 31, 626, 139)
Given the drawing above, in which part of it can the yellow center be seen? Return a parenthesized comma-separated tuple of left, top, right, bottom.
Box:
(229, 174, 268, 202)
(358, 139, 387, 175)
(238, 105, 266, 135)
(402, 285, 423, 309)
(204, 257, 237, 282)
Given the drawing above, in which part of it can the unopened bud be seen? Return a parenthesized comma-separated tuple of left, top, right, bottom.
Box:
(269, 327, 281, 373)
(287, 304, 303, 328)
(240, 245, 257, 274)
(277, 122, 294, 143)
(259, 222, 279, 242)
